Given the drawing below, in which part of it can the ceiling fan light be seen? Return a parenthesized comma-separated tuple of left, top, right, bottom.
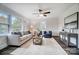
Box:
(40, 14, 43, 17)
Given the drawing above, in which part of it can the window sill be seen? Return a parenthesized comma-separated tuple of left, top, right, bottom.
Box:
(0, 34, 9, 36)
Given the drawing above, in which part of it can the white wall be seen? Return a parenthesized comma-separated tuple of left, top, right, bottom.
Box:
(22, 19, 31, 31)
(0, 4, 31, 31)
(58, 4, 79, 47)
(35, 4, 78, 36)
(0, 36, 8, 50)
(46, 17, 59, 36)
(1, 3, 78, 36)
(36, 17, 59, 36)
(58, 4, 79, 32)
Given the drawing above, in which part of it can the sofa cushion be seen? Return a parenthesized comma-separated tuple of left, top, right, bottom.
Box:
(20, 34, 32, 41)
(43, 31, 52, 38)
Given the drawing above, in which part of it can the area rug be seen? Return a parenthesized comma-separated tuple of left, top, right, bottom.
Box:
(11, 38, 67, 55)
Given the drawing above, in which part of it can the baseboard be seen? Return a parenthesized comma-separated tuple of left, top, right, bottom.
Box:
(8, 45, 20, 47)
(53, 36, 59, 37)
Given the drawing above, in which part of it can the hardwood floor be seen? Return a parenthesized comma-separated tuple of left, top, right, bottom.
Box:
(0, 39, 33, 55)
(11, 37, 67, 55)
(53, 36, 79, 55)
(21, 39, 33, 48)
(1, 36, 79, 55)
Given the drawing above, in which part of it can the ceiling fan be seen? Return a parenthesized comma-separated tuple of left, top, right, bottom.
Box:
(33, 9, 51, 17)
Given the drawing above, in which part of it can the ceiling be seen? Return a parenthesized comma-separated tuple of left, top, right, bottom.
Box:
(2, 3, 75, 21)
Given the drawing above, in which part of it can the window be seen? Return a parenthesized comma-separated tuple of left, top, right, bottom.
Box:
(11, 16, 22, 32)
(40, 21, 46, 30)
(0, 13, 9, 34)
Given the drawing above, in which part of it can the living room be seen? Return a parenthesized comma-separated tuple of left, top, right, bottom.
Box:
(0, 3, 79, 55)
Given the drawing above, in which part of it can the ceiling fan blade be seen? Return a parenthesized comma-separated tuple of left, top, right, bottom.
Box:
(43, 11, 50, 14)
(43, 14, 47, 17)
(39, 9, 43, 12)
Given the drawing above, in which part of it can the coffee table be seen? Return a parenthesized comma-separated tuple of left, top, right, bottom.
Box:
(33, 35, 43, 45)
